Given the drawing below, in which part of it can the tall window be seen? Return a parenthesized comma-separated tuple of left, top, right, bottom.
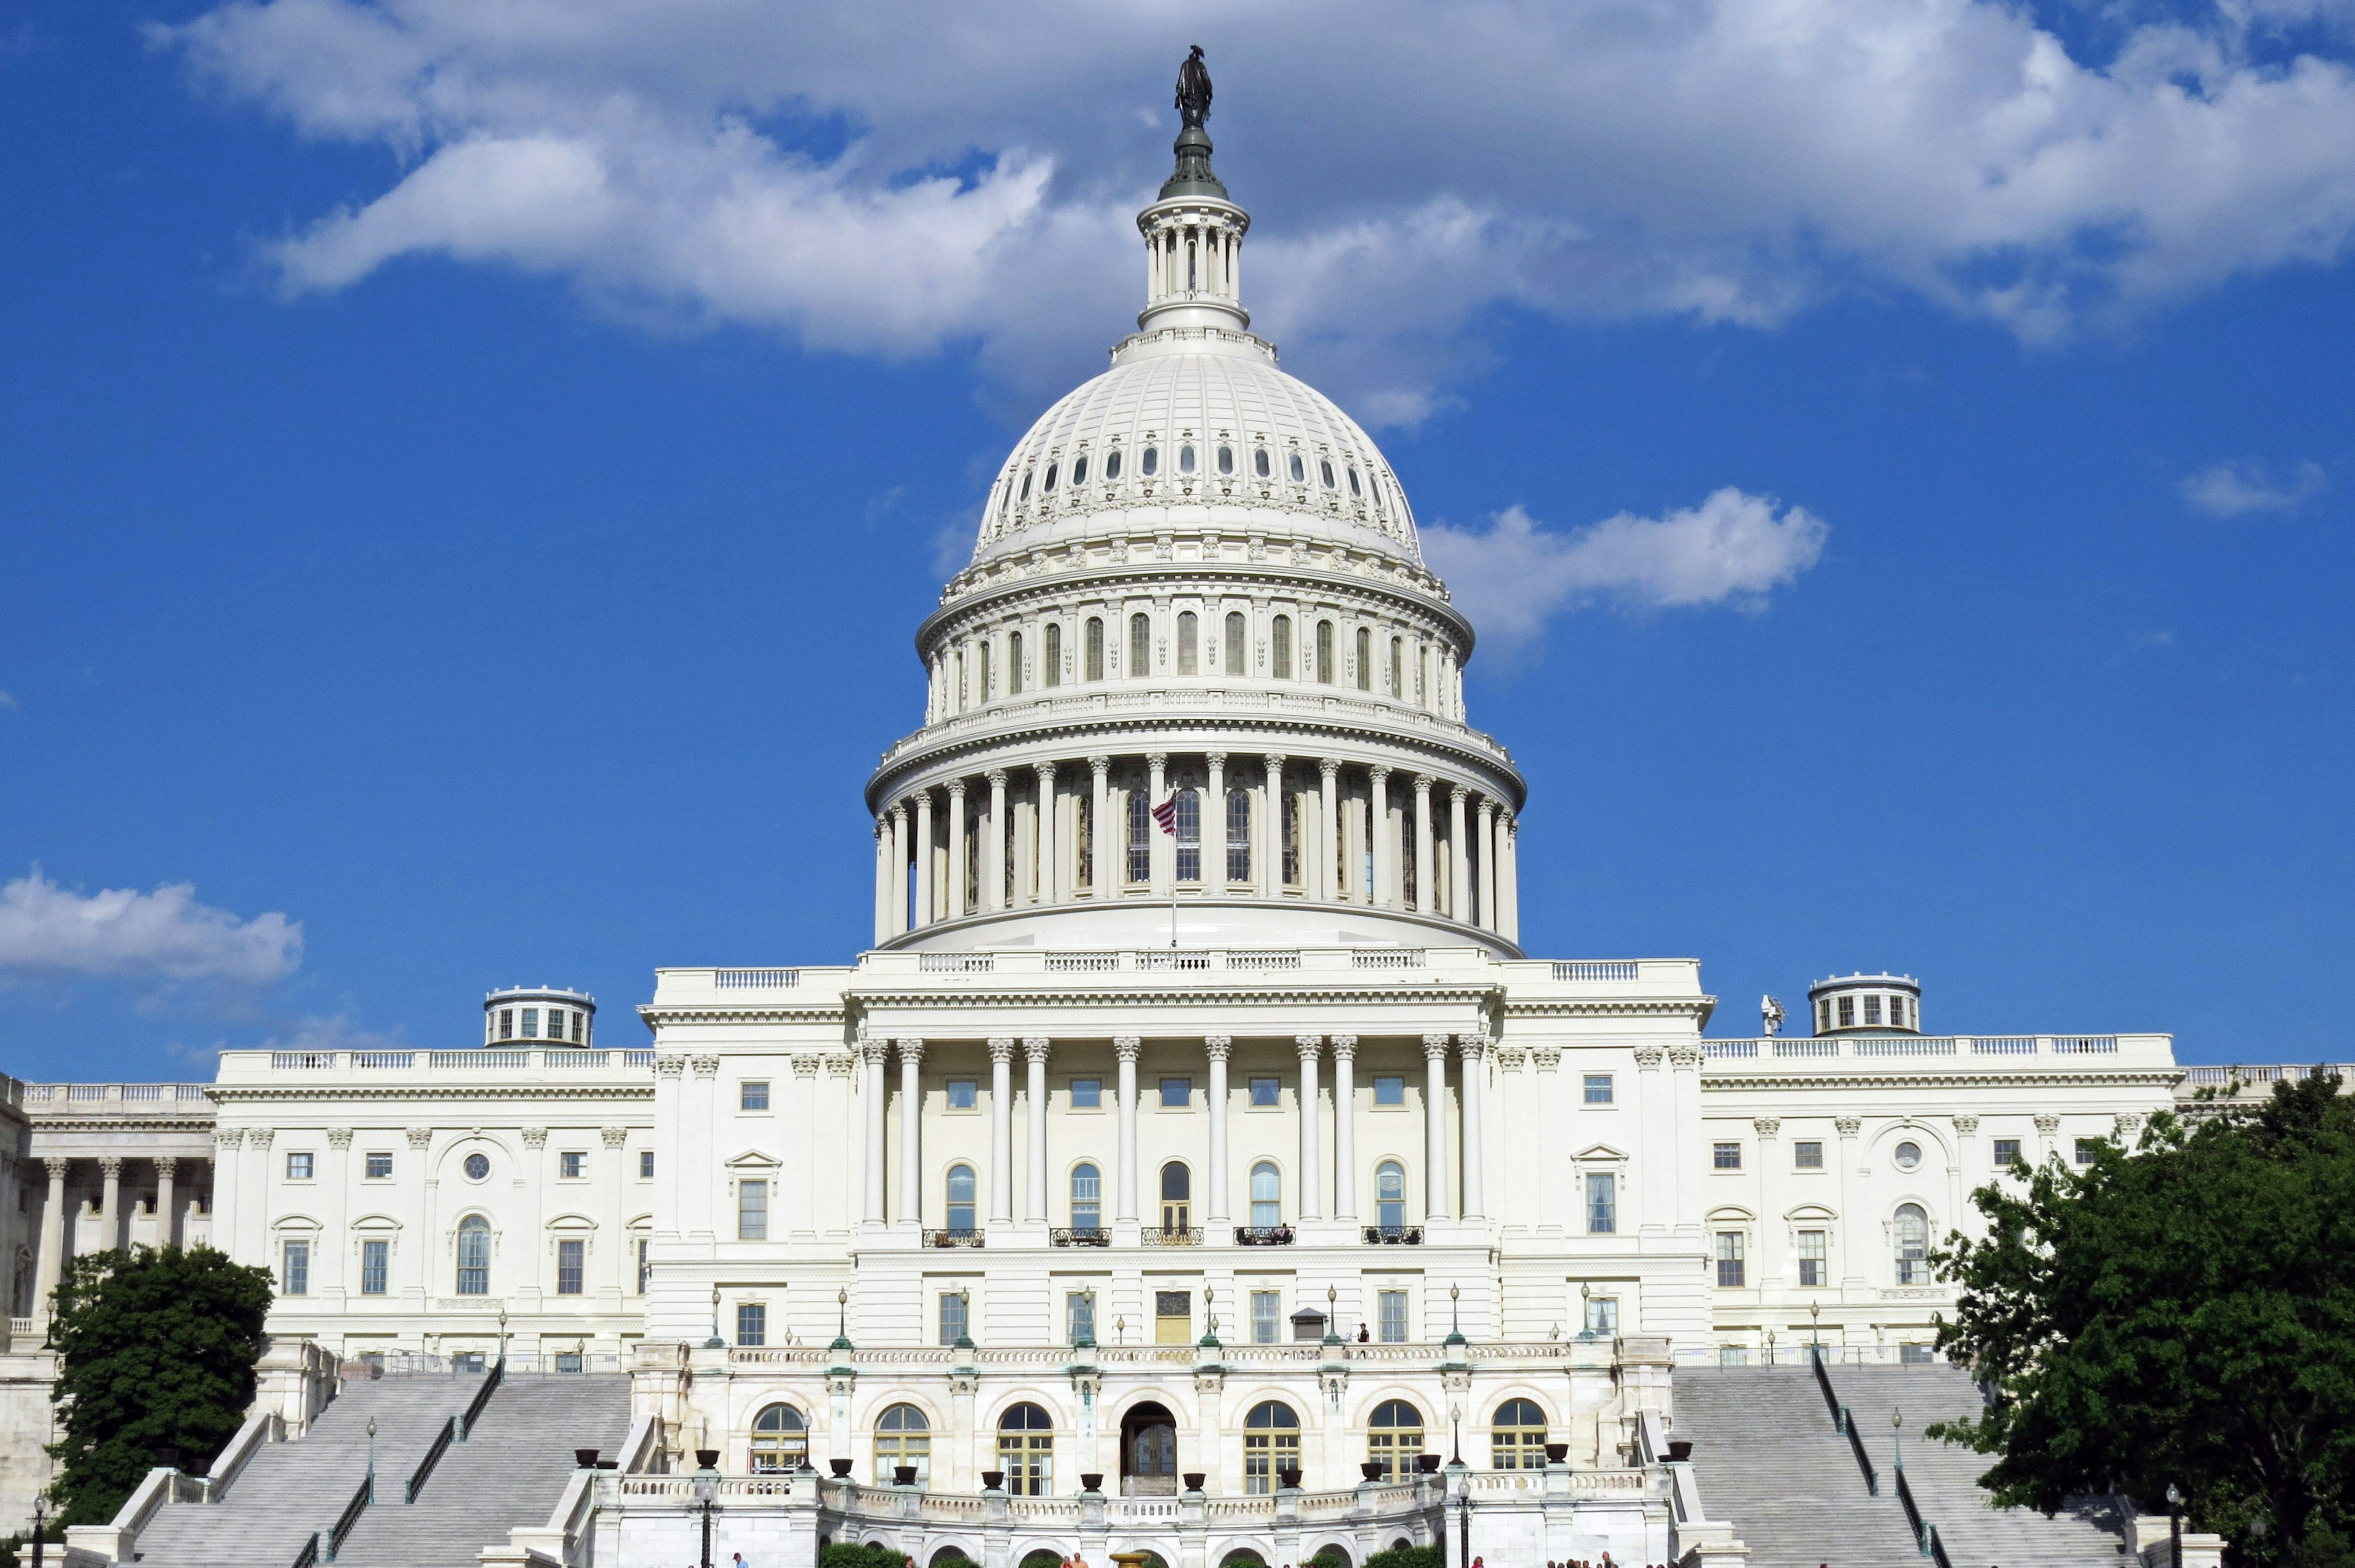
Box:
(1587, 1172, 1617, 1234)
(1716, 1230, 1746, 1287)
(1492, 1399, 1547, 1470)
(456, 1215, 490, 1295)
(978, 642, 992, 701)
(1585, 1294, 1620, 1334)
(1271, 615, 1293, 678)
(1390, 636, 1403, 697)
(1894, 1204, 1929, 1283)
(360, 1238, 389, 1295)
(1174, 789, 1200, 881)
(1008, 631, 1024, 695)
(1225, 611, 1247, 675)
(751, 1404, 807, 1472)
(1243, 1401, 1301, 1493)
(1075, 792, 1092, 889)
(1160, 1162, 1191, 1232)
(938, 1291, 968, 1345)
(1070, 1163, 1102, 1232)
(1250, 1162, 1281, 1228)
(738, 1179, 768, 1241)
(1126, 792, 1151, 882)
(281, 1239, 310, 1296)
(557, 1238, 584, 1295)
(1129, 612, 1151, 677)
(636, 1236, 650, 1294)
(1798, 1229, 1827, 1288)
(1282, 789, 1301, 885)
(946, 1165, 977, 1233)
(1376, 1161, 1407, 1230)
(1250, 1290, 1281, 1344)
(1044, 624, 1062, 687)
(874, 1404, 930, 1485)
(1378, 1289, 1409, 1343)
(1066, 1290, 1096, 1344)
(1316, 620, 1335, 683)
(1085, 618, 1104, 681)
(1368, 1399, 1425, 1481)
(1177, 611, 1198, 674)
(1226, 787, 1251, 881)
(737, 1302, 767, 1345)
(1355, 626, 1371, 689)
(997, 1403, 1054, 1496)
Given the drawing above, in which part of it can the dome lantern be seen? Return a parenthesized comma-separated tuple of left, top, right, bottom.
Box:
(1135, 48, 1250, 336)
(484, 985, 596, 1048)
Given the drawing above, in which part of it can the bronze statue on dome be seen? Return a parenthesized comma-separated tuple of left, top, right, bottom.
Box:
(1176, 45, 1212, 129)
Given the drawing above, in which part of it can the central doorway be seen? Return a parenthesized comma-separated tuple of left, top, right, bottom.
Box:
(1121, 1400, 1179, 1496)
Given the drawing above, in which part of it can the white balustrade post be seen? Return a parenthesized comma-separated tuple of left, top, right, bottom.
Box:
(1423, 1034, 1451, 1222)
(1458, 1033, 1487, 1220)
(1024, 1038, 1052, 1223)
(897, 1039, 925, 1230)
(1114, 1037, 1141, 1223)
(988, 1038, 1015, 1225)
(1331, 1036, 1358, 1222)
(1204, 1036, 1232, 1225)
(1413, 776, 1435, 915)
(1295, 1036, 1323, 1220)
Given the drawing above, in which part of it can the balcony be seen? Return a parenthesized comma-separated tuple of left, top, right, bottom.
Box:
(922, 1228, 984, 1249)
(1051, 1227, 1111, 1248)
(1232, 1225, 1295, 1246)
(1140, 1226, 1204, 1247)
(1362, 1225, 1425, 1245)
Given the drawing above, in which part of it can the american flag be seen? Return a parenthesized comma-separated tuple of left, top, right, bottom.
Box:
(1150, 797, 1178, 835)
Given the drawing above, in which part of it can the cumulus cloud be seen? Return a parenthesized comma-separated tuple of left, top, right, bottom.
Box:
(2178, 458, 2329, 516)
(259, 1012, 406, 1052)
(1425, 489, 1829, 648)
(0, 869, 302, 989)
(156, 0, 2355, 418)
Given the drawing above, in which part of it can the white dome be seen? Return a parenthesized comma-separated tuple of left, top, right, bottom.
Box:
(970, 331, 1423, 571)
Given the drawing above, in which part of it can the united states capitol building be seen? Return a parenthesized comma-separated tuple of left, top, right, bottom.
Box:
(0, 58, 2272, 1568)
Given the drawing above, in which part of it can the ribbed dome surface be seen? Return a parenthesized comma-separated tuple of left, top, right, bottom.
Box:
(970, 332, 1422, 570)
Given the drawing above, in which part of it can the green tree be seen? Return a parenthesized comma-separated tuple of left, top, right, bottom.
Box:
(46, 1244, 274, 1526)
(1931, 1071, 2355, 1568)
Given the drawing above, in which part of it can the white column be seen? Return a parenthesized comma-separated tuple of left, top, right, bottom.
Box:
(890, 805, 910, 936)
(99, 1157, 123, 1254)
(1089, 757, 1112, 897)
(1331, 1036, 1358, 1222)
(154, 1157, 178, 1249)
(1477, 798, 1498, 931)
(1413, 776, 1434, 914)
(1035, 762, 1060, 904)
(33, 1158, 68, 1317)
(874, 816, 893, 944)
(1147, 752, 1170, 897)
(1422, 1034, 1450, 1222)
(1317, 760, 1341, 901)
(1114, 1036, 1141, 1223)
(1499, 813, 1520, 942)
(947, 781, 968, 920)
(862, 1041, 888, 1223)
(1205, 753, 1227, 890)
(1295, 1036, 1323, 1220)
(984, 771, 1008, 913)
(1636, 1047, 1671, 1234)
(1261, 755, 1287, 898)
(1024, 1038, 1051, 1223)
(897, 1039, 925, 1229)
(988, 1038, 1015, 1224)
(1458, 1033, 1486, 1220)
(1369, 768, 1393, 908)
(1204, 1036, 1232, 1225)
(1448, 785, 1471, 921)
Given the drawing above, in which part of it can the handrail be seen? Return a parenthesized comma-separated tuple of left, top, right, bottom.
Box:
(293, 1531, 319, 1568)
(407, 1416, 455, 1502)
(326, 1473, 370, 1561)
(460, 1356, 504, 1440)
(1897, 1467, 1928, 1553)
(1927, 1522, 1953, 1568)
(1811, 1345, 1878, 1495)
(1809, 1344, 1842, 1423)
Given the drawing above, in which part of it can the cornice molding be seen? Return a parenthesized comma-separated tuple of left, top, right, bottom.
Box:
(1700, 1070, 2181, 1092)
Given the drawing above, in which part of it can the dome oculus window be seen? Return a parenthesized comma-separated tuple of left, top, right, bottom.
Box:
(1893, 1141, 1923, 1171)
(1179, 443, 1196, 475)
(1072, 455, 1087, 484)
(1217, 444, 1233, 475)
(1105, 449, 1123, 480)
(1142, 446, 1159, 477)
(1254, 448, 1271, 478)
(1288, 452, 1306, 483)
(463, 1153, 491, 1182)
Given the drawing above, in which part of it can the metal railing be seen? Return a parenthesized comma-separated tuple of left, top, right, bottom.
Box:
(325, 1472, 371, 1561)
(292, 1532, 319, 1568)
(1140, 1226, 1204, 1247)
(923, 1228, 985, 1249)
(1894, 1466, 1951, 1566)
(1811, 1346, 1877, 1495)
(1233, 1225, 1295, 1245)
(459, 1356, 503, 1440)
(406, 1416, 454, 1502)
(1050, 1227, 1110, 1247)
(1362, 1225, 1424, 1245)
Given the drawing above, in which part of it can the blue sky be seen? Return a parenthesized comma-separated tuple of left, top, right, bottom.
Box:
(2, 1, 2351, 1080)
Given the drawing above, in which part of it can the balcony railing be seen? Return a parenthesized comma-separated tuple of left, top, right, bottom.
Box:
(1232, 1225, 1295, 1246)
(1141, 1226, 1204, 1247)
(922, 1228, 985, 1249)
(1050, 1227, 1111, 1248)
(1362, 1225, 1425, 1245)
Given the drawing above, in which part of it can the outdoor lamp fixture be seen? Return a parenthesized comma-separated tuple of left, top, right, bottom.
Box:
(1449, 1402, 1463, 1466)
(1116, 1315, 1126, 1344)
(1455, 1472, 1472, 1566)
(1325, 1284, 1341, 1346)
(1809, 1300, 1821, 1352)
(1892, 1408, 1904, 1472)
(1079, 1288, 1097, 1348)
(706, 1284, 725, 1349)
(496, 1304, 509, 1365)
(692, 1453, 722, 1568)
(955, 1289, 975, 1349)
(837, 1287, 850, 1343)
(30, 1496, 46, 1568)
(1767, 1330, 1777, 1367)
(2167, 1483, 2185, 1568)
(366, 1418, 378, 1488)
(1579, 1282, 1592, 1340)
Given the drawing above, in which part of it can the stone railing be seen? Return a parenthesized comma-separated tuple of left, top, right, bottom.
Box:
(23, 1082, 212, 1109)
(1701, 1034, 2169, 1067)
(222, 1048, 656, 1077)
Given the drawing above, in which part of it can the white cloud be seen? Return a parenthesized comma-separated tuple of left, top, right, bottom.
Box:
(2178, 457, 2329, 516)
(157, 0, 2355, 418)
(0, 869, 302, 988)
(1424, 489, 1829, 649)
(0, 690, 18, 711)
(259, 1012, 405, 1052)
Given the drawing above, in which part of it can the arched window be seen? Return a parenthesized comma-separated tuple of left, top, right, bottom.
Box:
(1179, 444, 1196, 475)
(1106, 448, 1123, 480)
(874, 1404, 930, 1485)
(1368, 1400, 1425, 1482)
(1126, 792, 1150, 882)
(1288, 452, 1305, 483)
(1243, 1401, 1300, 1494)
(1348, 465, 1363, 497)
(1085, 618, 1105, 681)
(946, 1165, 977, 1234)
(1894, 1204, 1929, 1284)
(1255, 448, 1271, 479)
(1282, 787, 1302, 887)
(1178, 611, 1198, 675)
(1074, 791, 1093, 889)
(1226, 787, 1251, 882)
(1491, 1399, 1547, 1470)
(1376, 1161, 1407, 1231)
(1316, 621, 1335, 684)
(1250, 1162, 1281, 1228)
(1007, 632, 1023, 696)
(1070, 1163, 1102, 1233)
(1224, 611, 1247, 675)
(1174, 788, 1201, 882)
(1019, 471, 1032, 501)
(1142, 445, 1158, 477)
(1129, 613, 1151, 678)
(1072, 454, 1088, 485)
(1271, 616, 1293, 679)
(1355, 627, 1371, 690)
(1043, 624, 1061, 688)
(1389, 637, 1403, 698)
(751, 1404, 808, 1473)
(997, 1403, 1054, 1496)
(1217, 444, 1233, 475)
(456, 1214, 490, 1296)
(978, 642, 992, 702)
(1319, 459, 1337, 489)
(1043, 461, 1059, 492)
(1160, 1162, 1191, 1232)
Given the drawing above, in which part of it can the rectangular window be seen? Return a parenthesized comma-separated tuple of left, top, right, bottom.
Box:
(1249, 1076, 1280, 1107)
(1712, 1142, 1742, 1169)
(1583, 1073, 1614, 1105)
(1837, 996, 1855, 1027)
(286, 1152, 313, 1180)
(1715, 1231, 1746, 1288)
(360, 1238, 388, 1295)
(499, 1008, 515, 1041)
(1794, 1141, 1825, 1169)
(1798, 1230, 1826, 1288)
(560, 1151, 586, 1179)
(737, 1302, 766, 1347)
(738, 1180, 768, 1241)
(1066, 1291, 1095, 1344)
(1282, 788, 1301, 885)
(1160, 1077, 1191, 1108)
(636, 1237, 651, 1293)
(947, 1078, 978, 1111)
(1070, 1077, 1102, 1109)
(741, 1081, 770, 1112)
(522, 1008, 539, 1038)
(1044, 624, 1061, 689)
(1817, 1000, 1830, 1033)
(640, 1150, 656, 1179)
(1991, 1138, 2022, 1166)
(557, 1238, 584, 1295)
(1377, 1289, 1409, 1344)
(1374, 1074, 1404, 1106)
(1891, 996, 1908, 1028)
(365, 1152, 392, 1180)
(1587, 1172, 1617, 1234)
(1585, 1295, 1618, 1334)
(281, 1240, 310, 1296)
(1226, 787, 1251, 881)
(940, 1292, 970, 1345)
(1154, 1290, 1191, 1345)
(1130, 612, 1151, 677)
(1864, 995, 1882, 1025)
(1251, 1290, 1281, 1344)
(2074, 1138, 2099, 1165)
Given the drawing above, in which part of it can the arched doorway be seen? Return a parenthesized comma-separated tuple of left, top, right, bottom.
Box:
(1121, 1399, 1179, 1496)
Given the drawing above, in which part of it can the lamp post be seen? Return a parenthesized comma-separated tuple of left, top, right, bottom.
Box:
(1809, 1300, 1821, 1356)
(1579, 1282, 1592, 1339)
(1079, 1288, 1097, 1349)
(692, 1451, 721, 1568)
(706, 1284, 725, 1349)
(1449, 1402, 1463, 1466)
(1767, 1330, 1777, 1368)
(366, 1418, 377, 1497)
(2166, 1484, 2183, 1568)
(496, 1304, 508, 1367)
(1891, 1408, 1904, 1474)
(31, 1494, 46, 1568)
(1325, 1284, 1341, 1346)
